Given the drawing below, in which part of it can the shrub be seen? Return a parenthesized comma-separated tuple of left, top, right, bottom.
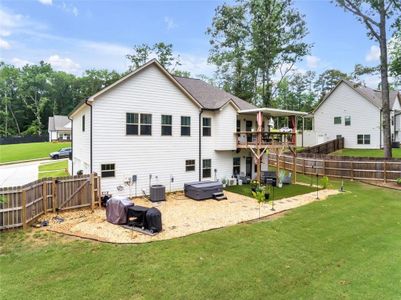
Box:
(396, 178, 401, 186)
(321, 176, 329, 189)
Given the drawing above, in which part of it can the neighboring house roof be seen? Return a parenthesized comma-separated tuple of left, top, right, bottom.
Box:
(314, 79, 400, 113)
(48, 115, 71, 131)
(173, 76, 256, 110)
(69, 59, 256, 117)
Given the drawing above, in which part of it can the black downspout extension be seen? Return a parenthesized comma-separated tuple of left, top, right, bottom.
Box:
(84, 99, 93, 173)
(67, 115, 73, 175)
(199, 108, 203, 181)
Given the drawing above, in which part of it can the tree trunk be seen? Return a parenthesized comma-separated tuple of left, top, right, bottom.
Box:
(379, 0, 392, 158)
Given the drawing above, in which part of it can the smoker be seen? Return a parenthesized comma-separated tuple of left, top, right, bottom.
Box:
(127, 206, 162, 233)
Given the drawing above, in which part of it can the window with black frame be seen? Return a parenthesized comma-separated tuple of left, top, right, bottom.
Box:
(233, 157, 240, 175)
(140, 114, 152, 135)
(161, 115, 172, 136)
(185, 160, 195, 172)
(202, 159, 211, 178)
(126, 113, 139, 135)
(101, 164, 115, 177)
(181, 116, 191, 136)
(203, 117, 211, 136)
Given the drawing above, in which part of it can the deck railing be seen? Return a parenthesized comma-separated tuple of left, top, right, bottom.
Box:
(236, 131, 296, 148)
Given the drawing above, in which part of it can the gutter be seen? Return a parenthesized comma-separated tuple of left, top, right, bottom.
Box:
(199, 108, 203, 181)
(67, 115, 74, 175)
(84, 98, 93, 173)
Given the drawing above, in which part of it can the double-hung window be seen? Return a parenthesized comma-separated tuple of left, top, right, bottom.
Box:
(101, 164, 115, 178)
(202, 159, 211, 178)
(203, 117, 212, 136)
(345, 116, 351, 126)
(181, 116, 191, 136)
(161, 115, 172, 136)
(185, 160, 195, 172)
(126, 113, 139, 135)
(140, 114, 152, 135)
(334, 117, 341, 125)
(357, 134, 370, 145)
(126, 113, 152, 135)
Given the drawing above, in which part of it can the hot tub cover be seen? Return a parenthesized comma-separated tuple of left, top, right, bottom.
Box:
(184, 181, 222, 200)
(106, 196, 134, 224)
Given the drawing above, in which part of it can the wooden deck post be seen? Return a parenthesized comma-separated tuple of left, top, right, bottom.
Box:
(90, 173, 95, 211)
(21, 189, 27, 229)
(42, 180, 48, 215)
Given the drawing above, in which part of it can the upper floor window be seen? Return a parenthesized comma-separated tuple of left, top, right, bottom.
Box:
(334, 117, 341, 125)
(202, 159, 211, 178)
(203, 117, 212, 136)
(181, 116, 191, 136)
(345, 116, 351, 126)
(140, 114, 152, 135)
(126, 113, 139, 135)
(357, 134, 370, 145)
(161, 115, 172, 136)
(185, 160, 195, 172)
(82, 115, 85, 132)
(236, 120, 241, 132)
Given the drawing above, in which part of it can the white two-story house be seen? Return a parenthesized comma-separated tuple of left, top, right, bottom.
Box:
(312, 80, 401, 149)
(69, 59, 287, 196)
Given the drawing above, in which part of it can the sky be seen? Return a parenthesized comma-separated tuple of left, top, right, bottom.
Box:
(0, 0, 389, 88)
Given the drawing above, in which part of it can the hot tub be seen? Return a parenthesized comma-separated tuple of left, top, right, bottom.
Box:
(184, 181, 223, 200)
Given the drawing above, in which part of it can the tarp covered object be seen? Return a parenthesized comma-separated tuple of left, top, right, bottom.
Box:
(106, 196, 134, 225)
(145, 208, 162, 233)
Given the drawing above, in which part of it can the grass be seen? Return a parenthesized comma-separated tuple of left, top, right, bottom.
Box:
(1, 180, 400, 299)
(225, 183, 315, 200)
(331, 148, 401, 158)
(38, 160, 69, 179)
(0, 142, 71, 163)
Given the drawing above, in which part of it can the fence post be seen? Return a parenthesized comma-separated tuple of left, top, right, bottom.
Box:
(383, 161, 387, 183)
(52, 179, 57, 213)
(303, 158, 306, 174)
(21, 189, 27, 229)
(90, 173, 95, 212)
(292, 155, 296, 184)
(323, 160, 326, 176)
(42, 180, 48, 215)
(350, 161, 354, 180)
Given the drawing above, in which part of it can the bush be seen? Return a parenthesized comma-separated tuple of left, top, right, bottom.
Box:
(321, 176, 329, 189)
(396, 178, 401, 186)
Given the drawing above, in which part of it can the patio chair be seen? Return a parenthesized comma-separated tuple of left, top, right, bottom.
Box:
(282, 172, 292, 184)
(236, 172, 251, 184)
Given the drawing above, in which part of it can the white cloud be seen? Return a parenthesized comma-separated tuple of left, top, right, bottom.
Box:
(38, 0, 53, 5)
(306, 55, 320, 68)
(0, 30, 11, 37)
(164, 16, 177, 30)
(47, 54, 81, 73)
(61, 2, 79, 16)
(178, 53, 215, 77)
(365, 45, 380, 62)
(11, 57, 32, 67)
(0, 38, 11, 49)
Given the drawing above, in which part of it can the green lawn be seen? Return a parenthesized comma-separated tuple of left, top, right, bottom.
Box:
(1, 180, 400, 299)
(225, 183, 315, 200)
(0, 142, 71, 163)
(331, 148, 401, 158)
(38, 160, 69, 179)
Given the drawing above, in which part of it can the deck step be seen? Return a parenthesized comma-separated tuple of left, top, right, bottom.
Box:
(213, 192, 227, 201)
(215, 195, 227, 201)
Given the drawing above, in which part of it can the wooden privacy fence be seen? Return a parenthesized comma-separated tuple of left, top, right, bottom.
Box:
(268, 153, 401, 182)
(301, 137, 344, 154)
(0, 174, 101, 230)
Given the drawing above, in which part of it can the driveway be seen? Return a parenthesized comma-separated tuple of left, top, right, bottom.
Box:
(0, 159, 54, 187)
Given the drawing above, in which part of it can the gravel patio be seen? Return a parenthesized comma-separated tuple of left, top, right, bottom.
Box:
(40, 189, 339, 244)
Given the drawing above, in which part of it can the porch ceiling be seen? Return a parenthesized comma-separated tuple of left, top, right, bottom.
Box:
(238, 108, 308, 117)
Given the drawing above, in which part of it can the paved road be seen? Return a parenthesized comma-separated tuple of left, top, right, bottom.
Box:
(0, 159, 55, 187)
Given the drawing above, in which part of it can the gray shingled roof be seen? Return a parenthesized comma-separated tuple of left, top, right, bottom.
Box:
(48, 115, 70, 131)
(343, 80, 399, 109)
(174, 76, 256, 110)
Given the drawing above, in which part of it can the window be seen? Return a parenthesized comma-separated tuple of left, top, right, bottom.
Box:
(345, 116, 351, 126)
(357, 134, 370, 145)
(202, 117, 212, 136)
(202, 159, 211, 178)
(82, 115, 85, 132)
(161, 115, 172, 136)
(101, 164, 115, 177)
(181, 116, 191, 136)
(236, 120, 241, 132)
(233, 157, 240, 175)
(126, 113, 139, 135)
(334, 117, 341, 124)
(185, 160, 195, 172)
(140, 114, 152, 135)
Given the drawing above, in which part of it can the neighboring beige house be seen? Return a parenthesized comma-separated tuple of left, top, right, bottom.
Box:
(48, 115, 71, 141)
